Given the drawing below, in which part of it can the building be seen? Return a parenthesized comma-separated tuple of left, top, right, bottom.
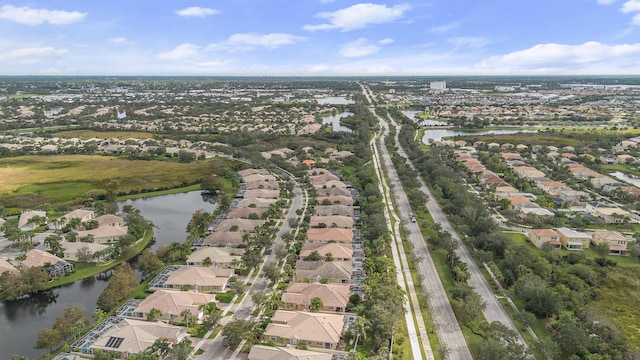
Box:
(154, 266, 234, 292)
(248, 345, 331, 360)
(263, 310, 344, 350)
(125, 290, 215, 322)
(186, 247, 243, 268)
(75, 225, 129, 244)
(556, 227, 591, 251)
(430, 81, 447, 91)
(18, 210, 47, 231)
(282, 283, 351, 313)
(527, 229, 561, 249)
(21, 249, 74, 278)
(591, 230, 628, 256)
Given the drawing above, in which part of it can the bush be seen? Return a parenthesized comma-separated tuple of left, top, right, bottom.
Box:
(216, 292, 235, 303)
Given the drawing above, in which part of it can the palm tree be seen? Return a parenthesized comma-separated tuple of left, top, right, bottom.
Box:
(180, 309, 194, 328)
(309, 297, 323, 312)
(351, 316, 371, 351)
(45, 234, 64, 257)
(202, 256, 213, 267)
(147, 308, 163, 322)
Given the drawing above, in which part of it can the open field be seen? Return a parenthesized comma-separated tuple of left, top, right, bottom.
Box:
(0, 155, 212, 211)
(54, 130, 155, 139)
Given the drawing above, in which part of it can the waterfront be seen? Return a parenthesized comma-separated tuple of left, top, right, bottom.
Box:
(0, 191, 217, 359)
(322, 111, 353, 132)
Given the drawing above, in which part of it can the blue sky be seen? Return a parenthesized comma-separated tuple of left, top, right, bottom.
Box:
(1, 0, 640, 75)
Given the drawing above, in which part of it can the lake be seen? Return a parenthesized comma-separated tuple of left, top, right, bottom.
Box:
(422, 129, 538, 144)
(322, 111, 353, 133)
(0, 191, 218, 359)
(402, 110, 448, 126)
(316, 96, 355, 105)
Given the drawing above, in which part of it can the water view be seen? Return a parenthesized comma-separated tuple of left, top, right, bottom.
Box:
(322, 111, 354, 133)
(316, 96, 355, 105)
(422, 129, 538, 144)
(0, 191, 217, 358)
(403, 110, 448, 126)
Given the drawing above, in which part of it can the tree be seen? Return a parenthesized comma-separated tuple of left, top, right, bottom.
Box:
(44, 234, 64, 257)
(304, 250, 323, 261)
(180, 309, 194, 328)
(0, 266, 48, 300)
(476, 322, 532, 360)
(53, 306, 87, 341)
(92, 308, 108, 324)
(76, 246, 94, 263)
(35, 328, 63, 353)
(147, 308, 164, 322)
(166, 340, 194, 360)
(221, 319, 253, 349)
(261, 262, 281, 284)
(97, 263, 139, 311)
(202, 256, 213, 267)
(325, 252, 334, 262)
(309, 297, 324, 312)
(139, 248, 165, 278)
(593, 242, 610, 257)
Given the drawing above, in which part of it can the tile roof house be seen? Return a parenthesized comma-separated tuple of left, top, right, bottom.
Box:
(21, 249, 74, 278)
(75, 225, 129, 244)
(263, 310, 344, 350)
(314, 205, 354, 217)
(556, 227, 590, 251)
(309, 215, 353, 229)
(242, 174, 277, 183)
(94, 214, 125, 228)
(316, 195, 354, 206)
(237, 198, 278, 208)
(86, 318, 187, 358)
(238, 168, 271, 177)
(18, 210, 47, 231)
(227, 207, 268, 219)
(591, 230, 628, 256)
(294, 261, 353, 284)
(129, 290, 215, 322)
(50, 209, 95, 230)
(186, 247, 243, 268)
(161, 266, 234, 292)
(0, 258, 17, 274)
(244, 180, 280, 190)
(243, 189, 280, 199)
(214, 219, 265, 232)
(61, 241, 110, 262)
(527, 229, 561, 249)
(300, 243, 353, 262)
(202, 231, 246, 247)
(306, 228, 353, 244)
(282, 283, 351, 313)
(313, 180, 348, 190)
(316, 187, 351, 197)
(248, 345, 332, 360)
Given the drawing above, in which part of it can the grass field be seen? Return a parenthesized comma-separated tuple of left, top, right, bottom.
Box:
(54, 130, 154, 139)
(0, 155, 213, 211)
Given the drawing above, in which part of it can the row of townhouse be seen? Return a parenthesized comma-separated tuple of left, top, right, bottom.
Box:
(256, 168, 363, 355)
(527, 228, 629, 255)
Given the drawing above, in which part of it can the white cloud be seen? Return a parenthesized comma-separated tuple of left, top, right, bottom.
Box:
(175, 6, 219, 18)
(476, 41, 640, 71)
(108, 37, 128, 44)
(304, 3, 410, 31)
(309, 64, 330, 72)
(194, 60, 228, 67)
(621, 0, 640, 12)
(430, 21, 462, 33)
(340, 38, 381, 58)
(0, 5, 86, 25)
(208, 33, 306, 52)
(379, 38, 394, 45)
(0, 47, 68, 63)
(157, 43, 200, 60)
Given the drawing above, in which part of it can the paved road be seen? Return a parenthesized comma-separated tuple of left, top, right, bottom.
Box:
(366, 98, 472, 359)
(382, 111, 526, 346)
(197, 171, 306, 360)
(369, 109, 431, 360)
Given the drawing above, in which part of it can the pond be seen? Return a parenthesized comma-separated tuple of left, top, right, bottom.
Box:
(316, 96, 355, 105)
(422, 129, 538, 144)
(0, 191, 218, 359)
(322, 111, 353, 133)
(402, 110, 448, 126)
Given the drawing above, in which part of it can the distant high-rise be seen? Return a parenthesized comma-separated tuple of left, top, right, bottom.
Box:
(430, 81, 447, 91)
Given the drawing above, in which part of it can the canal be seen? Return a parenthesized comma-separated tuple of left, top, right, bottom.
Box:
(0, 191, 218, 359)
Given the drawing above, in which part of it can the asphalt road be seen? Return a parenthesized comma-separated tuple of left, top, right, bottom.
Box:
(371, 105, 473, 360)
(383, 112, 526, 346)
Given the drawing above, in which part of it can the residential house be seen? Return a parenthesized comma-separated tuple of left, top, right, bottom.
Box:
(314, 205, 354, 217)
(21, 249, 74, 278)
(238, 168, 271, 178)
(186, 247, 243, 268)
(594, 207, 630, 224)
(309, 215, 353, 229)
(202, 231, 245, 247)
(591, 230, 628, 255)
(248, 345, 331, 360)
(18, 210, 47, 231)
(243, 189, 280, 199)
(294, 261, 353, 284)
(309, 173, 341, 186)
(306, 228, 353, 244)
(50, 208, 95, 230)
(61, 241, 110, 262)
(160, 266, 234, 292)
(0, 258, 17, 274)
(556, 227, 590, 250)
(282, 283, 351, 312)
(84, 318, 187, 358)
(313, 180, 348, 191)
(527, 229, 561, 249)
(242, 174, 277, 183)
(316, 187, 351, 197)
(94, 214, 125, 228)
(75, 225, 129, 244)
(300, 243, 353, 262)
(316, 195, 354, 206)
(214, 219, 265, 232)
(227, 207, 268, 219)
(127, 290, 215, 322)
(244, 180, 280, 190)
(237, 198, 278, 208)
(263, 310, 344, 350)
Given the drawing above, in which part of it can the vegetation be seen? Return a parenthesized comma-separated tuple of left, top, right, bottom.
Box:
(97, 263, 139, 311)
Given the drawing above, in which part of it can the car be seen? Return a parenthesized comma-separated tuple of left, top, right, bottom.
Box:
(410, 215, 417, 223)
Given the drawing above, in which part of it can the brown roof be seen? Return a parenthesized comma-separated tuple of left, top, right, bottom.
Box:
(244, 180, 280, 190)
(227, 207, 268, 219)
(295, 261, 352, 282)
(315, 195, 353, 206)
(316, 187, 351, 197)
(243, 189, 280, 199)
(215, 218, 265, 232)
(133, 290, 215, 318)
(300, 243, 353, 260)
(264, 311, 344, 345)
(282, 283, 351, 311)
(306, 228, 353, 243)
(314, 205, 354, 217)
(203, 231, 246, 247)
(309, 215, 353, 229)
(248, 345, 332, 360)
(21, 249, 66, 268)
(164, 266, 234, 289)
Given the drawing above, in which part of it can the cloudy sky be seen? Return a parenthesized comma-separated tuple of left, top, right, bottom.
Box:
(1, 0, 640, 75)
